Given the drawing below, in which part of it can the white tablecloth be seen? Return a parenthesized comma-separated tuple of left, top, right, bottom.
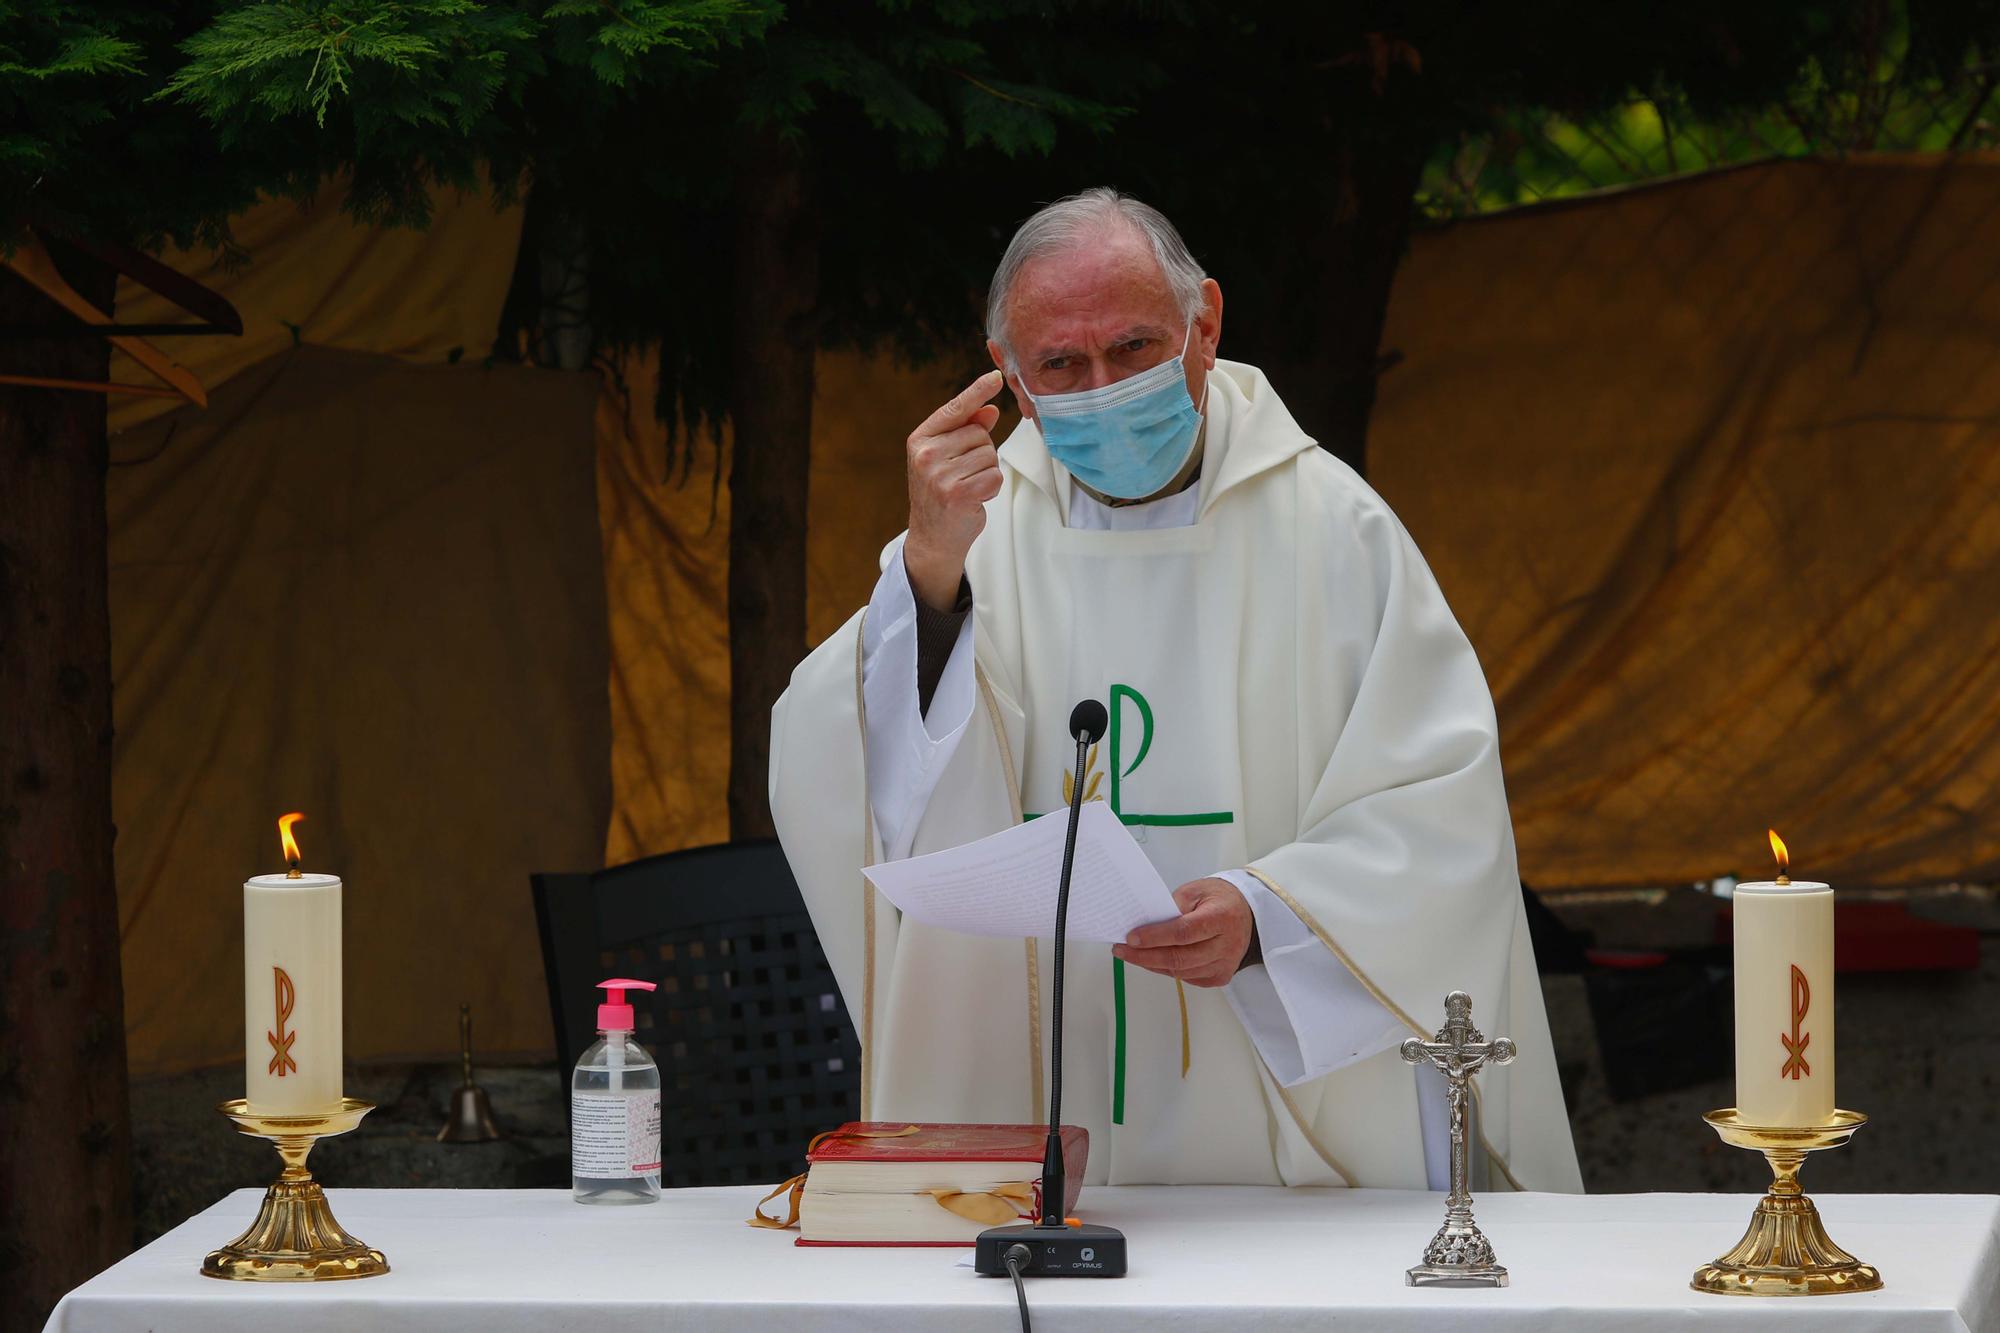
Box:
(47, 1185, 2000, 1331)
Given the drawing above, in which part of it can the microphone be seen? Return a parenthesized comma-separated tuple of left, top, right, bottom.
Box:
(974, 698, 1129, 1279)
(1070, 699, 1108, 745)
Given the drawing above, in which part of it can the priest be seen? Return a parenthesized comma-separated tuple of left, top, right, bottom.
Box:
(770, 187, 1581, 1192)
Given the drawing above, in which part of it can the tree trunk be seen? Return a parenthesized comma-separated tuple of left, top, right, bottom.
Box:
(1318, 137, 1423, 477)
(0, 247, 133, 1329)
(537, 211, 593, 372)
(726, 131, 818, 840)
(1255, 135, 1424, 478)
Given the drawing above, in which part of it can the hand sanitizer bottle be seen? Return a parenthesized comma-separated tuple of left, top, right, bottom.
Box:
(572, 978, 662, 1204)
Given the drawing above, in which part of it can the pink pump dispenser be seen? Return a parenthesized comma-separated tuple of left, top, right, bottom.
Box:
(595, 978, 655, 1031)
(572, 977, 662, 1204)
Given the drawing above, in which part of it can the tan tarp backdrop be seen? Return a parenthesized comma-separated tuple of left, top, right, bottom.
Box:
(598, 349, 976, 865)
(108, 156, 2000, 1073)
(109, 189, 609, 1073)
(1370, 156, 2000, 888)
(109, 182, 525, 435)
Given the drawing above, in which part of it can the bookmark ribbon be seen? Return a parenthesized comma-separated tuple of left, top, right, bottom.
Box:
(927, 1181, 1036, 1226)
(748, 1124, 920, 1230)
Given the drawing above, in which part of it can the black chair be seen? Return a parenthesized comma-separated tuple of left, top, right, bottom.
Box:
(531, 840, 862, 1187)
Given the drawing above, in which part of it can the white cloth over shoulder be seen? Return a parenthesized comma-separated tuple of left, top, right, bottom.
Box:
(771, 359, 1581, 1192)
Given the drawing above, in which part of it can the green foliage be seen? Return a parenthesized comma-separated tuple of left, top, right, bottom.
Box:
(154, 1, 540, 225)
(873, 2, 2000, 372)
(26, 0, 1127, 438)
(10, 0, 1998, 443)
(1418, 1, 2000, 216)
(1, 4, 281, 253)
(160, 2, 540, 133)
(542, 0, 768, 87)
(542, 2, 1132, 445)
(156, 0, 769, 225)
(0, 1, 767, 245)
(2, 3, 145, 227)
(711, 13, 1122, 161)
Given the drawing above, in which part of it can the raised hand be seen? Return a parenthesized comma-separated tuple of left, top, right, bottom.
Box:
(903, 369, 1004, 610)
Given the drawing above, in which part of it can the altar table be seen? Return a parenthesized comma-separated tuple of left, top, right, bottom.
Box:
(46, 1185, 2000, 1331)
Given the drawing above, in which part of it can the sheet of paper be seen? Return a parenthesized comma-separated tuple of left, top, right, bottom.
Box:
(861, 802, 1182, 943)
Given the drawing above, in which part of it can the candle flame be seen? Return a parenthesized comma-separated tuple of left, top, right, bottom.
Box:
(278, 812, 305, 870)
(1768, 828, 1789, 877)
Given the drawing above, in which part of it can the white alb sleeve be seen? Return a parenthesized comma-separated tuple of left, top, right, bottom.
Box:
(860, 538, 977, 863)
(1218, 868, 1412, 1088)
(1217, 870, 1449, 1186)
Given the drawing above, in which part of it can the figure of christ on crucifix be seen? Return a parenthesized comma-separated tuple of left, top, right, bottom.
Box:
(1400, 991, 1517, 1286)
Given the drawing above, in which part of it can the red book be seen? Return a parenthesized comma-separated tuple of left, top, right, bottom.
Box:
(792, 1122, 1089, 1247)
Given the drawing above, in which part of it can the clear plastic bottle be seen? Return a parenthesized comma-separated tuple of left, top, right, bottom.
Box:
(571, 978, 662, 1204)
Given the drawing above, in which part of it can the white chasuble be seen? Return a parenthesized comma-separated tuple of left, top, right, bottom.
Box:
(770, 360, 1582, 1192)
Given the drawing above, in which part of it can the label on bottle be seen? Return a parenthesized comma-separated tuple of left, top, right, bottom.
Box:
(571, 1090, 662, 1176)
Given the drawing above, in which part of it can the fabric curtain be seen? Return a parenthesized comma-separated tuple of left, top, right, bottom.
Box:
(109, 178, 524, 435)
(110, 346, 606, 1072)
(1370, 154, 2000, 888)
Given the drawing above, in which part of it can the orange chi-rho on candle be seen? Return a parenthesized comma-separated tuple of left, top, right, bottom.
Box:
(243, 812, 344, 1114)
(1732, 829, 1835, 1127)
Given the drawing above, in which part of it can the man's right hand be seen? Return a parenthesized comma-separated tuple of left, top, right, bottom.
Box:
(904, 369, 1004, 610)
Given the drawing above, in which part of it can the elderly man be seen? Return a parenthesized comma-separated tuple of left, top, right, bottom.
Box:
(770, 188, 1580, 1192)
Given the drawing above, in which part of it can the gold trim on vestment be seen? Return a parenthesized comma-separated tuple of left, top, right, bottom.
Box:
(929, 1181, 1036, 1226)
(1243, 865, 1525, 1192)
(1243, 868, 1424, 1034)
(1471, 1083, 1525, 1192)
(979, 665, 1024, 821)
(852, 617, 876, 1121)
(976, 664, 1043, 1119)
(1175, 980, 1190, 1078)
(748, 1125, 920, 1229)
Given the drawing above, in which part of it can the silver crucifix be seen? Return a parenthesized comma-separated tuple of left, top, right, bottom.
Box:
(1400, 990, 1516, 1288)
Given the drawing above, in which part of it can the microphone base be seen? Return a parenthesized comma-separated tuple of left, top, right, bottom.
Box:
(973, 1221, 1127, 1278)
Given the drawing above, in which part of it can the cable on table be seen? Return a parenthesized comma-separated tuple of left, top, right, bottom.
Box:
(1004, 1242, 1033, 1332)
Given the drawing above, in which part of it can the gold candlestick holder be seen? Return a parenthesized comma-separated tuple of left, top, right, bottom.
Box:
(1690, 1108, 1881, 1297)
(200, 1097, 391, 1281)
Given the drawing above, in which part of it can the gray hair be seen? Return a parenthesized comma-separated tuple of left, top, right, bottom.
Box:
(984, 187, 1208, 366)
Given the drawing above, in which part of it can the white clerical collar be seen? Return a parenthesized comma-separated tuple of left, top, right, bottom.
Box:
(1065, 475, 1202, 532)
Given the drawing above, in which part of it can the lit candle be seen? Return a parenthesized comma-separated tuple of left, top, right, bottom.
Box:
(1732, 830, 1834, 1127)
(243, 812, 343, 1114)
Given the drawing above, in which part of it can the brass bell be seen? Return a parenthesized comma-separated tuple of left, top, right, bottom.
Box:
(438, 1002, 503, 1143)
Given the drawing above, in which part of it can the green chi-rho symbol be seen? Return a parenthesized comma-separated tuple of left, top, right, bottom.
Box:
(1105, 684, 1233, 831)
(1081, 685, 1235, 1124)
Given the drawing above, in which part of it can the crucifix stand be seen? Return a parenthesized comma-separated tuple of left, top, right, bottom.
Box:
(1400, 990, 1516, 1288)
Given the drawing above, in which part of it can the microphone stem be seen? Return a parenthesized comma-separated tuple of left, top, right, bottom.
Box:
(1042, 728, 1089, 1225)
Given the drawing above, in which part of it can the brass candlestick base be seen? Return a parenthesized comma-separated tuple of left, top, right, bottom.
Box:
(1690, 1108, 1881, 1297)
(200, 1097, 390, 1281)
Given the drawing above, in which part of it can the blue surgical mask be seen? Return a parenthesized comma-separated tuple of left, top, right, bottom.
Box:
(1021, 323, 1204, 501)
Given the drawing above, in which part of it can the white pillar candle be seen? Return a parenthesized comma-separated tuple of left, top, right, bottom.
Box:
(1733, 877, 1834, 1127)
(243, 867, 344, 1114)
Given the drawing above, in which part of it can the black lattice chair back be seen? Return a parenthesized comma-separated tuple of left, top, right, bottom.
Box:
(531, 840, 861, 1188)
